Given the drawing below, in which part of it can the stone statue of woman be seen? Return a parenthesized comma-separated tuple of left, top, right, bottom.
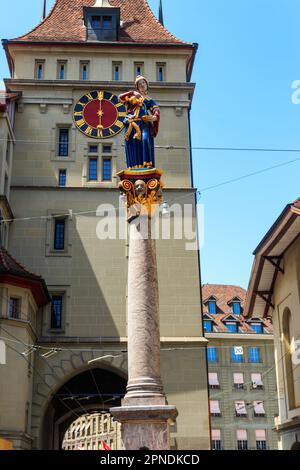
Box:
(118, 76, 160, 169)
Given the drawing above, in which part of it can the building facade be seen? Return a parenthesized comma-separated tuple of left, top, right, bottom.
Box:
(245, 198, 300, 450)
(62, 412, 121, 450)
(202, 284, 279, 450)
(0, 0, 210, 450)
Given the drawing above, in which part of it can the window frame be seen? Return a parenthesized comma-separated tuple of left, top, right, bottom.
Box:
(208, 300, 217, 314)
(248, 347, 261, 363)
(50, 294, 64, 330)
(88, 157, 98, 181)
(231, 347, 243, 363)
(58, 128, 69, 157)
(80, 61, 90, 81)
(204, 320, 213, 333)
(102, 157, 112, 182)
(58, 169, 67, 187)
(156, 62, 166, 82)
(54, 218, 66, 251)
(207, 347, 217, 363)
(112, 62, 122, 81)
(35, 59, 45, 80)
(134, 62, 144, 79)
(57, 60, 67, 80)
(8, 297, 21, 319)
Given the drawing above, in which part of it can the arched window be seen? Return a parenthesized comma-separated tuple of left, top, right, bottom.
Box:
(282, 308, 296, 410)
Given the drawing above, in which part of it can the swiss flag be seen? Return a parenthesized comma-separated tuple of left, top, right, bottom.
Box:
(101, 441, 112, 451)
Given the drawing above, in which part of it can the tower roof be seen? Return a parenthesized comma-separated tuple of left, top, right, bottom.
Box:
(11, 0, 189, 46)
(0, 247, 50, 306)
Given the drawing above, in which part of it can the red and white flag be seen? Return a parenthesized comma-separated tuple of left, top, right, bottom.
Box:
(101, 441, 112, 451)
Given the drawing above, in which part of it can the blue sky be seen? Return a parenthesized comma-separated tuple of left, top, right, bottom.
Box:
(1, 0, 300, 288)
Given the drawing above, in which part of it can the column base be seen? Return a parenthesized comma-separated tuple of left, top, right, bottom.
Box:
(110, 405, 178, 450)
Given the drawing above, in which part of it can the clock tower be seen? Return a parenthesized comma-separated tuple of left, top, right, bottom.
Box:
(1, 0, 210, 450)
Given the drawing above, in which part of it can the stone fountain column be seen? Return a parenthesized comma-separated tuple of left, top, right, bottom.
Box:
(111, 169, 177, 450)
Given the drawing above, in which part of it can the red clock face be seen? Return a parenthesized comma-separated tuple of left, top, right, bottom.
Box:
(73, 90, 127, 139)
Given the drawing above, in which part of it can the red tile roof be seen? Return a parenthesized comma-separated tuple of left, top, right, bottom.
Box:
(202, 284, 247, 313)
(202, 284, 273, 334)
(11, 0, 189, 45)
(0, 248, 50, 306)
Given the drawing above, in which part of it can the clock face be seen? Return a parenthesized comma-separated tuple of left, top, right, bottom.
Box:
(73, 90, 127, 139)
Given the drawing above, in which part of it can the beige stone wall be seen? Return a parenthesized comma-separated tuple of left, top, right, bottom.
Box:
(10, 46, 188, 83)
(10, 90, 192, 189)
(2, 39, 210, 450)
(272, 236, 300, 447)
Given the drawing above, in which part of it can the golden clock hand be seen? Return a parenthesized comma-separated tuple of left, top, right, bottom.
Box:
(97, 91, 104, 130)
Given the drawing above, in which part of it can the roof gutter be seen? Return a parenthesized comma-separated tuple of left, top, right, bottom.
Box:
(1, 40, 14, 78)
(4, 39, 194, 50)
(186, 42, 198, 82)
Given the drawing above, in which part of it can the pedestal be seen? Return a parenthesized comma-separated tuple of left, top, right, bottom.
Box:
(111, 168, 178, 450)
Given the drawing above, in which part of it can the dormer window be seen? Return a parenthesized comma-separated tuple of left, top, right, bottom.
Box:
(232, 301, 241, 315)
(228, 297, 242, 315)
(204, 320, 213, 333)
(225, 321, 238, 333)
(249, 321, 264, 334)
(84, 7, 120, 42)
(208, 299, 217, 314)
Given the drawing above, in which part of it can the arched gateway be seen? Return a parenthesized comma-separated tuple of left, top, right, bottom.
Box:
(40, 367, 127, 449)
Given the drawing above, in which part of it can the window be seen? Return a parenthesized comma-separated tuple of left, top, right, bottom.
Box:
(134, 62, 144, 78)
(235, 401, 247, 417)
(250, 322, 263, 334)
(57, 61, 67, 80)
(58, 128, 69, 157)
(54, 219, 65, 250)
(211, 430, 221, 450)
(207, 347, 217, 363)
(89, 144, 98, 153)
(226, 322, 238, 333)
(256, 430, 266, 450)
(237, 430, 248, 450)
(210, 400, 221, 417)
(103, 16, 112, 29)
(80, 61, 89, 81)
(204, 320, 212, 333)
(102, 144, 112, 153)
(102, 158, 112, 181)
(88, 158, 98, 181)
(208, 372, 220, 389)
(248, 347, 261, 363)
(232, 301, 241, 315)
(58, 169, 66, 187)
(231, 346, 243, 363)
(156, 63, 166, 81)
(251, 373, 264, 390)
(91, 16, 101, 29)
(208, 300, 217, 314)
(35, 60, 45, 80)
(233, 373, 244, 390)
(253, 401, 266, 417)
(113, 62, 122, 81)
(8, 297, 20, 319)
(51, 295, 63, 329)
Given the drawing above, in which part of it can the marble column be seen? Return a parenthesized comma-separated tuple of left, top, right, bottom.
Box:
(124, 215, 165, 403)
(111, 211, 177, 449)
